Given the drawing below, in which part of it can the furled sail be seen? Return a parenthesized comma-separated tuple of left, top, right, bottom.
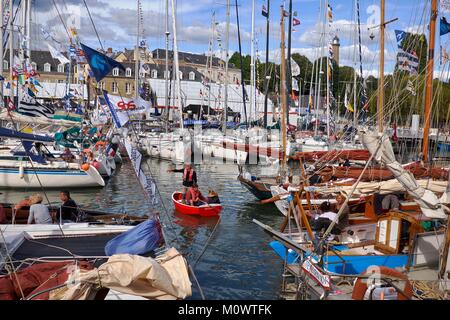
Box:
(361, 131, 448, 219)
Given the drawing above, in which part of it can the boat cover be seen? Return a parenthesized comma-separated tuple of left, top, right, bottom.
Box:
(50, 248, 192, 300)
(105, 219, 163, 256)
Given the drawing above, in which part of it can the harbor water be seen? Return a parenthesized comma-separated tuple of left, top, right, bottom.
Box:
(0, 158, 285, 300)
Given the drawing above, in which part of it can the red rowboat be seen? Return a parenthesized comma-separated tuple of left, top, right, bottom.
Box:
(172, 192, 222, 217)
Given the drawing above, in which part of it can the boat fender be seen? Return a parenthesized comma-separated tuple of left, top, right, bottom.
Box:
(81, 163, 90, 171)
(351, 266, 413, 300)
(91, 161, 101, 171)
(19, 165, 24, 179)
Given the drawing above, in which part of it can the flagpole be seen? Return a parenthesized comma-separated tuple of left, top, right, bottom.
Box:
(171, 0, 184, 129)
(377, 0, 385, 133)
(26, 0, 31, 60)
(223, 0, 230, 133)
(135, 0, 140, 99)
(263, 0, 270, 128)
(165, 0, 170, 131)
(235, 0, 247, 126)
(249, 0, 255, 125)
(280, 5, 288, 176)
(422, 0, 438, 163)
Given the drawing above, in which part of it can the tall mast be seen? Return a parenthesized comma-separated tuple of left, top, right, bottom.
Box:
(165, 0, 170, 128)
(135, 0, 140, 99)
(223, 0, 230, 133)
(249, 0, 255, 125)
(377, 0, 385, 133)
(422, 0, 438, 163)
(171, 0, 183, 129)
(0, 0, 4, 107)
(326, 0, 330, 139)
(9, 0, 13, 97)
(26, 0, 30, 60)
(263, 0, 270, 128)
(235, 0, 247, 125)
(280, 6, 287, 174)
(286, 0, 293, 126)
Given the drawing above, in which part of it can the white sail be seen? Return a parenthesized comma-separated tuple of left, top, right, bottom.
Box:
(361, 131, 448, 219)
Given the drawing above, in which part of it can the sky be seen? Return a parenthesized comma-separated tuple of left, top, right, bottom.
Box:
(30, 0, 450, 78)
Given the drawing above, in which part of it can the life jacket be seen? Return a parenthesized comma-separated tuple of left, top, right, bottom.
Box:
(183, 168, 194, 182)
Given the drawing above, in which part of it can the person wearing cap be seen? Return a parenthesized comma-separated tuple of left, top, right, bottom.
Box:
(27, 194, 52, 224)
(206, 190, 221, 204)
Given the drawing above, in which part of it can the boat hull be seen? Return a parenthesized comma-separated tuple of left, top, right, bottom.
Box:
(172, 192, 221, 216)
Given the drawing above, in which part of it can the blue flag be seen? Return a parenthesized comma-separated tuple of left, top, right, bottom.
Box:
(441, 17, 450, 36)
(395, 30, 407, 48)
(101, 91, 122, 128)
(80, 43, 125, 82)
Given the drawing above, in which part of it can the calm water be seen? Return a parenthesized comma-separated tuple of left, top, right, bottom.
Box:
(0, 159, 285, 300)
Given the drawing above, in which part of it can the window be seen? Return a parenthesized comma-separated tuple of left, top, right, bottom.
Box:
(73, 65, 78, 74)
(164, 70, 170, 79)
(179, 71, 183, 80)
(58, 64, 65, 73)
(44, 63, 51, 72)
(126, 68, 132, 77)
(98, 82, 104, 90)
(58, 80, 64, 84)
(189, 71, 196, 81)
(31, 62, 37, 71)
(112, 68, 119, 76)
(151, 69, 158, 79)
(112, 82, 118, 93)
(3, 60, 8, 69)
(125, 83, 131, 94)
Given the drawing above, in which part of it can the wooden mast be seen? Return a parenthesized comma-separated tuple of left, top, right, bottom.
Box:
(422, 0, 438, 163)
(377, 0, 385, 133)
(280, 6, 288, 175)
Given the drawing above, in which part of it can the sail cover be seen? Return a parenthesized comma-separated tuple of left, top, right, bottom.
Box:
(49, 248, 192, 300)
(361, 132, 448, 219)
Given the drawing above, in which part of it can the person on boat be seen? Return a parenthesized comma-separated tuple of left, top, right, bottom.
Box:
(167, 164, 197, 202)
(312, 202, 341, 236)
(27, 194, 52, 224)
(335, 194, 350, 229)
(61, 147, 75, 162)
(382, 193, 400, 212)
(14, 197, 31, 211)
(59, 190, 80, 222)
(188, 184, 207, 207)
(207, 190, 221, 204)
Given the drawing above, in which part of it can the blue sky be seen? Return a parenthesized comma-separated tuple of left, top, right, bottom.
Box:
(34, 0, 449, 76)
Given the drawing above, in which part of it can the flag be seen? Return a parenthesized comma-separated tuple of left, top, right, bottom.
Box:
(80, 43, 125, 82)
(262, 5, 268, 17)
(293, 18, 301, 26)
(18, 87, 55, 118)
(406, 80, 416, 96)
(397, 49, 419, 75)
(441, 17, 450, 36)
(47, 43, 70, 65)
(344, 87, 354, 113)
(283, 10, 290, 17)
(394, 30, 407, 48)
(291, 58, 300, 76)
(327, 5, 333, 23)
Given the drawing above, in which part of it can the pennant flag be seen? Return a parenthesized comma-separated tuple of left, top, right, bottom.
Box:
(293, 18, 301, 26)
(327, 5, 333, 23)
(397, 49, 419, 75)
(262, 5, 268, 17)
(344, 87, 354, 113)
(80, 43, 125, 82)
(406, 80, 416, 96)
(283, 10, 290, 17)
(18, 87, 55, 118)
(395, 30, 407, 48)
(47, 43, 70, 65)
(293, 11, 298, 17)
(441, 17, 450, 36)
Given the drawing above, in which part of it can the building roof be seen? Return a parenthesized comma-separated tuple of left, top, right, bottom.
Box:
(151, 49, 236, 69)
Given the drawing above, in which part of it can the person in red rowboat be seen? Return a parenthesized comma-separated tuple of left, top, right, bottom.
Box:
(167, 164, 197, 203)
(188, 184, 207, 206)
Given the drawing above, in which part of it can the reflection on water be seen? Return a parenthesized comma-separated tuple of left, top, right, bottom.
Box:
(0, 158, 285, 299)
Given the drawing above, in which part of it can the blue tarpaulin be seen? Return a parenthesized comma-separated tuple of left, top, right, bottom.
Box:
(105, 219, 163, 256)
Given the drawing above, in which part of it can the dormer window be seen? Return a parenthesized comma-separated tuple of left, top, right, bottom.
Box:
(44, 63, 51, 72)
(179, 71, 183, 80)
(151, 69, 158, 79)
(189, 71, 195, 81)
(31, 62, 37, 71)
(112, 68, 119, 76)
(126, 68, 132, 77)
(57, 64, 65, 73)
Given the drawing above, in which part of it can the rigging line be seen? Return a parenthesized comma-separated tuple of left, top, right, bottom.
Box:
(192, 215, 221, 268)
(51, 0, 70, 41)
(82, 0, 103, 51)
